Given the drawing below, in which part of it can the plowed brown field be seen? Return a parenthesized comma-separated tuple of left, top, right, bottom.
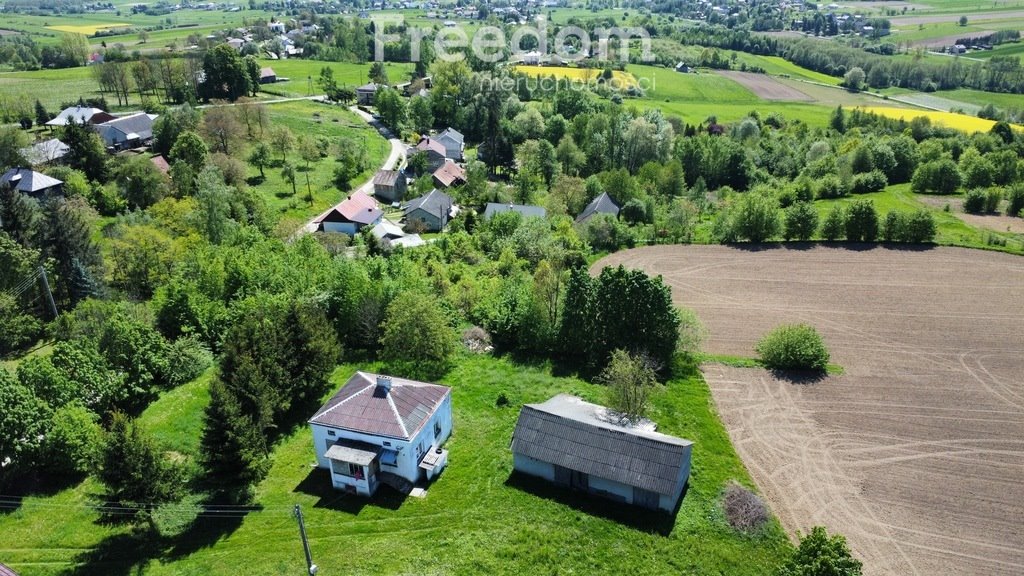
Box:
(596, 245, 1024, 576)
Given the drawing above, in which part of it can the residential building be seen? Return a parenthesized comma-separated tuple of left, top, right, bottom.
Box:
(511, 394, 693, 512)
(432, 161, 466, 189)
(309, 372, 453, 496)
(20, 139, 70, 167)
(435, 127, 464, 161)
(356, 82, 381, 105)
(94, 113, 158, 150)
(45, 106, 114, 127)
(259, 67, 277, 84)
(403, 188, 453, 232)
(575, 192, 619, 224)
(412, 137, 447, 171)
(372, 169, 407, 202)
(312, 191, 383, 235)
(1, 168, 63, 199)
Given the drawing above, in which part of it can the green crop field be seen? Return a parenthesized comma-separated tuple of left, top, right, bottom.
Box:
(0, 355, 792, 575)
(971, 41, 1024, 59)
(258, 60, 416, 98)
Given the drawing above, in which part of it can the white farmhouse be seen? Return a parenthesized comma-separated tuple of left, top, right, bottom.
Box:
(309, 372, 453, 496)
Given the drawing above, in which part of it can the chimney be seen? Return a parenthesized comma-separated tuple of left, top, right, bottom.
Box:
(376, 375, 392, 395)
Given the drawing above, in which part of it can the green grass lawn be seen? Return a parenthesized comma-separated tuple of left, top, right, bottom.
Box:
(0, 354, 792, 575)
(241, 99, 390, 228)
(258, 60, 416, 98)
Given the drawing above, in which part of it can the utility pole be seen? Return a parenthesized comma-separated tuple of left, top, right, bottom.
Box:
(294, 504, 318, 575)
(38, 266, 58, 319)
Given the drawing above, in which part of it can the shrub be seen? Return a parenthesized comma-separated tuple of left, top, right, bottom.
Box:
(984, 188, 1003, 213)
(882, 211, 901, 242)
(963, 189, 986, 214)
(41, 404, 102, 476)
(911, 159, 961, 195)
(722, 482, 770, 533)
(163, 336, 213, 388)
(903, 210, 937, 243)
(820, 205, 846, 241)
(784, 202, 819, 241)
(844, 199, 879, 242)
(815, 174, 848, 199)
(1007, 184, 1024, 217)
(756, 324, 830, 372)
(777, 526, 863, 576)
(850, 170, 887, 194)
(0, 293, 42, 356)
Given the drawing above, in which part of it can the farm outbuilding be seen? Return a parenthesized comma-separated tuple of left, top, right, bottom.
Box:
(309, 372, 453, 496)
(511, 394, 693, 512)
(372, 169, 407, 202)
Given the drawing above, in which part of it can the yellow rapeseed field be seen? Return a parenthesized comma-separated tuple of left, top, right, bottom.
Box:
(859, 106, 1022, 134)
(513, 65, 639, 89)
(46, 23, 129, 35)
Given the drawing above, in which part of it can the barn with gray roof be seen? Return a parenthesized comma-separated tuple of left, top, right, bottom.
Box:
(511, 394, 693, 512)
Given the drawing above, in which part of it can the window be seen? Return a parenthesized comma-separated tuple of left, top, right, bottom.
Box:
(327, 430, 336, 437)
(381, 449, 399, 467)
(434, 420, 441, 438)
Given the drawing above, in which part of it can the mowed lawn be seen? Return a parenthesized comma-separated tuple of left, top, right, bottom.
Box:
(258, 60, 416, 98)
(0, 355, 792, 575)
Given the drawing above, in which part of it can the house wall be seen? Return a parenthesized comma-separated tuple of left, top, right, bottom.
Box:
(320, 221, 358, 235)
(588, 475, 633, 504)
(406, 207, 443, 232)
(512, 452, 555, 482)
(310, 393, 453, 486)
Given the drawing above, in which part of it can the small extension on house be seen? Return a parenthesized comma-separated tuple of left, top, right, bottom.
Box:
(309, 372, 453, 496)
(511, 394, 693, 512)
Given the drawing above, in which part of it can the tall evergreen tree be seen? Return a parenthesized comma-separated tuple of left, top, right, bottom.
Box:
(35, 197, 103, 305)
(0, 185, 41, 247)
(61, 120, 108, 182)
(199, 378, 269, 501)
(96, 413, 182, 517)
(558, 266, 597, 365)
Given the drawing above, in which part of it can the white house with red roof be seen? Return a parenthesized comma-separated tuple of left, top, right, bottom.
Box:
(311, 191, 383, 235)
(309, 372, 453, 496)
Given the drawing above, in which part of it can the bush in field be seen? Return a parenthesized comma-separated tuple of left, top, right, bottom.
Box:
(722, 482, 770, 532)
(777, 526, 862, 576)
(815, 174, 848, 199)
(163, 336, 213, 388)
(963, 189, 986, 214)
(784, 202, 818, 241)
(984, 188, 1003, 213)
(911, 159, 961, 195)
(850, 170, 887, 194)
(820, 205, 846, 241)
(1006, 184, 1024, 217)
(756, 324, 830, 372)
(844, 199, 879, 242)
(883, 210, 936, 243)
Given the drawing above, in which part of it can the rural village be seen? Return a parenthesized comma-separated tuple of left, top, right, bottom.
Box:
(0, 0, 1022, 575)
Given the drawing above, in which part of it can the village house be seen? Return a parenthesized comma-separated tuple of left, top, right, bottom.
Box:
(412, 137, 448, 172)
(431, 161, 466, 189)
(93, 112, 158, 150)
(259, 67, 277, 84)
(1, 168, 64, 199)
(575, 192, 620, 224)
(20, 138, 70, 167)
(356, 82, 381, 105)
(311, 191, 382, 235)
(45, 105, 114, 128)
(435, 127, 464, 161)
(403, 188, 453, 232)
(483, 202, 547, 220)
(511, 394, 693, 512)
(309, 372, 453, 496)
(372, 169, 407, 202)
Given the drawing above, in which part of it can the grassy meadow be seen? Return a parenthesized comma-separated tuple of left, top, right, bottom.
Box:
(514, 64, 639, 88)
(0, 354, 793, 576)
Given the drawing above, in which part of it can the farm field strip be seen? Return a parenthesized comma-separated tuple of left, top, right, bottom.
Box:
(513, 65, 639, 88)
(714, 70, 814, 101)
(857, 106, 1021, 132)
(597, 245, 1024, 576)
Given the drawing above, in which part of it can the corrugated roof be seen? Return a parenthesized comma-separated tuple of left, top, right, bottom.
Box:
(20, 139, 70, 166)
(511, 394, 692, 496)
(373, 169, 401, 187)
(95, 112, 156, 143)
(575, 192, 620, 223)
(46, 106, 112, 126)
(310, 372, 451, 440)
(0, 562, 19, 576)
(325, 440, 380, 465)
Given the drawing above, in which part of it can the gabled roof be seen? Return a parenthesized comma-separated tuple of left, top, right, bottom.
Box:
(436, 127, 464, 145)
(357, 82, 381, 92)
(403, 188, 452, 220)
(415, 137, 447, 156)
(432, 161, 466, 187)
(21, 138, 70, 166)
(95, 113, 157, 142)
(511, 394, 692, 496)
(314, 191, 382, 226)
(260, 66, 276, 78)
(309, 372, 451, 440)
(370, 219, 405, 240)
(1, 168, 63, 193)
(575, 192, 620, 223)
(373, 169, 402, 187)
(46, 106, 113, 126)
(483, 202, 546, 219)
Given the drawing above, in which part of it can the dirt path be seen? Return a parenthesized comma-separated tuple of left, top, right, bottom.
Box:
(596, 245, 1024, 576)
(714, 70, 815, 101)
